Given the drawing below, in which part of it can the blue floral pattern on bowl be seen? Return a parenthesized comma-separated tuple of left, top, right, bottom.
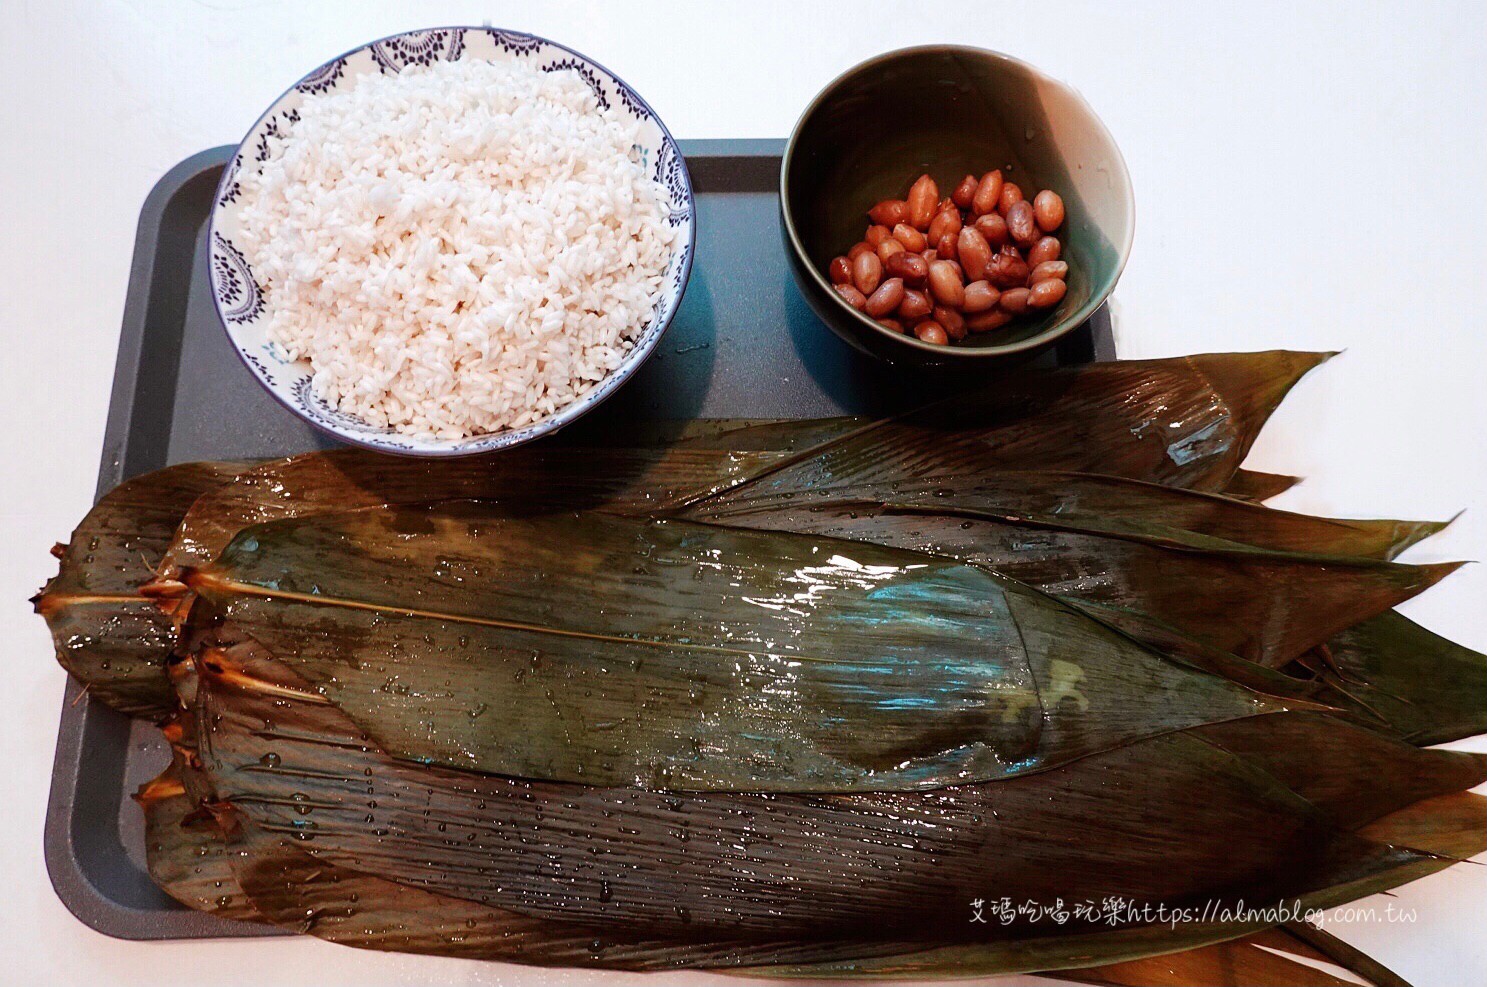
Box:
(208, 26, 696, 458)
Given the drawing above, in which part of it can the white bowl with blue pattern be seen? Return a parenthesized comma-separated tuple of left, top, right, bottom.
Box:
(209, 27, 695, 456)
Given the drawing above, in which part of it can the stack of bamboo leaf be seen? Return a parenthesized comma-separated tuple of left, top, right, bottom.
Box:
(36, 352, 1486, 985)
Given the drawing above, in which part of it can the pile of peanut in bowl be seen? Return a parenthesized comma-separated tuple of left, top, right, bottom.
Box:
(828, 171, 1068, 345)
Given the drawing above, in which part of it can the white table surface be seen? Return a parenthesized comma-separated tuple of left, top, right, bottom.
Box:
(2, 1, 1483, 984)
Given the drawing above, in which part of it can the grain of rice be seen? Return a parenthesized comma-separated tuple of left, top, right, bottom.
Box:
(233, 57, 679, 440)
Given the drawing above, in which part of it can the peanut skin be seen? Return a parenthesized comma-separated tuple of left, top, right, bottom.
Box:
(906, 174, 939, 231)
(972, 170, 1004, 215)
(865, 277, 906, 317)
(1033, 190, 1065, 232)
(852, 250, 882, 294)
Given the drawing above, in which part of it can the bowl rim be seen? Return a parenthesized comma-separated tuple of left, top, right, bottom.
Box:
(207, 25, 697, 458)
(780, 43, 1134, 359)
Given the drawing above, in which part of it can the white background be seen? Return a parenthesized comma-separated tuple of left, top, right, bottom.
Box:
(2, 1, 1483, 984)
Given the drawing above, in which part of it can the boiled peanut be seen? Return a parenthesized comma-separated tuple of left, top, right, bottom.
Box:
(898, 288, 933, 320)
(876, 238, 906, 263)
(865, 224, 891, 247)
(1006, 200, 1039, 248)
(974, 211, 1010, 246)
(1033, 190, 1065, 232)
(852, 250, 883, 293)
(934, 305, 967, 340)
(927, 260, 965, 307)
(967, 308, 1015, 333)
(1028, 278, 1067, 309)
(1028, 235, 1061, 267)
(934, 233, 958, 262)
(999, 286, 1031, 314)
(927, 206, 962, 245)
(962, 280, 1000, 313)
(906, 174, 939, 230)
(834, 284, 866, 309)
(952, 174, 978, 209)
(884, 251, 929, 287)
(892, 223, 927, 252)
(972, 170, 1004, 215)
(865, 277, 906, 317)
(848, 241, 872, 261)
(957, 227, 992, 281)
(985, 245, 1031, 289)
(877, 317, 905, 333)
(998, 182, 1024, 214)
(867, 199, 909, 226)
(914, 320, 949, 345)
(828, 256, 852, 285)
(1029, 260, 1069, 285)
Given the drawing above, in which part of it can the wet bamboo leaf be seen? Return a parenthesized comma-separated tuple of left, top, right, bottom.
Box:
(150, 716, 1378, 975)
(146, 719, 865, 969)
(155, 679, 981, 969)
(1191, 712, 1486, 827)
(684, 499, 1458, 667)
(1049, 936, 1363, 987)
(669, 416, 866, 452)
(691, 468, 1444, 561)
(1320, 612, 1487, 745)
(1224, 469, 1303, 503)
(1273, 922, 1412, 987)
(684, 351, 1334, 510)
(187, 504, 1282, 792)
(134, 766, 264, 923)
(1357, 791, 1486, 859)
(155, 444, 792, 581)
(225, 814, 941, 969)
(35, 461, 247, 717)
(162, 346, 1331, 582)
(189, 646, 1422, 944)
(1066, 603, 1342, 708)
(740, 801, 1475, 982)
(1084, 605, 1486, 747)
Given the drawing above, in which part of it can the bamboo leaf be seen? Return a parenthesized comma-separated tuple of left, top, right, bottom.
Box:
(160, 346, 1333, 585)
(148, 707, 1470, 976)
(155, 444, 792, 581)
(691, 468, 1444, 561)
(683, 352, 1335, 512)
(187, 504, 1283, 792)
(1047, 937, 1365, 987)
(1321, 612, 1487, 745)
(225, 813, 942, 969)
(188, 643, 1423, 945)
(134, 765, 264, 923)
(1357, 792, 1487, 859)
(1277, 923, 1411, 987)
(1224, 470, 1303, 503)
(35, 461, 247, 718)
(1079, 607, 1487, 747)
(683, 498, 1458, 667)
(1191, 712, 1487, 828)
(738, 794, 1482, 980)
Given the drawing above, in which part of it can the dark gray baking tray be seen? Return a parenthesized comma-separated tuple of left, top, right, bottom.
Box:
(45, 138, 1115, 941)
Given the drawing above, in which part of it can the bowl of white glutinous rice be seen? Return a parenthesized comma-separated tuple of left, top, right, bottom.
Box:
(209, 28, 694, 455)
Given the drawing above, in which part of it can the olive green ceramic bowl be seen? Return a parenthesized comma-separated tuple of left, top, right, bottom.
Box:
(782, 46, 1134, 366)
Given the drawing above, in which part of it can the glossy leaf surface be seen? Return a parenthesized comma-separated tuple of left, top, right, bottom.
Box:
(189, 505, 1279, 791)
(191, 648, 1416, 943)
(684, 499, 1457, 666)
(36, 461, 246, 717)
